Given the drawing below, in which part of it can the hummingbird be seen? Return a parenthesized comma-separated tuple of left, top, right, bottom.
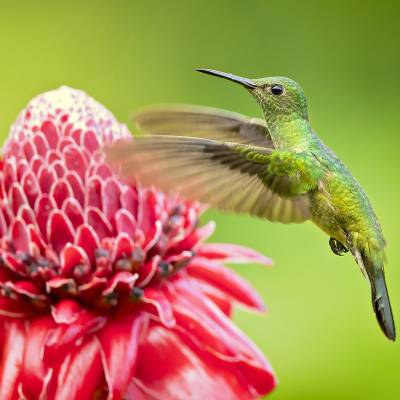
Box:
(105, 68, 395, 340)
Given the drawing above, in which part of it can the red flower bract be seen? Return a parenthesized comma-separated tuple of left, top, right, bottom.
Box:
(0, 87, 276, 399)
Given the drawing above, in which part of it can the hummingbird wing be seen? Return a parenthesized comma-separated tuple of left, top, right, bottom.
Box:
(105, 136, 312, 223)
(133, 104, 274, 148)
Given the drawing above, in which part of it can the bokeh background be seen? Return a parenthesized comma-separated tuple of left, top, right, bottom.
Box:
(0, 1, 399, 398)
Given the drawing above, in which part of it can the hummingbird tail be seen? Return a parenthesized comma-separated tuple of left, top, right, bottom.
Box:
(365, 260, 396, 341)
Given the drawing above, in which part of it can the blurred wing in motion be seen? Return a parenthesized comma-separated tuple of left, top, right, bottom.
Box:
(133, 104, 275, 148)
(105, 136, 311, 223)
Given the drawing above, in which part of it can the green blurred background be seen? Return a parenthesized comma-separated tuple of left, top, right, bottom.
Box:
(0, 1, 399, 398)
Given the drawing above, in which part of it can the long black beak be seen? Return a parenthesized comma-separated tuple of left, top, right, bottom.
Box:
(196, 68, 256, 89)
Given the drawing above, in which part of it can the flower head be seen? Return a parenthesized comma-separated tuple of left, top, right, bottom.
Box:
(0, 87, 276, 399)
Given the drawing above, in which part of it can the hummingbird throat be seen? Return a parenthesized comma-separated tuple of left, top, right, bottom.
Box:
(263, 114, 315, 151)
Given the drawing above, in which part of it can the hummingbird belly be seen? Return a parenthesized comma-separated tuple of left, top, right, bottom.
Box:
(308, 167, 383, 251)
(309, 189, 347, 244)
(308, 168, 366, 246)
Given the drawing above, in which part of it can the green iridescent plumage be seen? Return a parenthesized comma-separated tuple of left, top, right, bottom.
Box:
(106, 69, 395, 341)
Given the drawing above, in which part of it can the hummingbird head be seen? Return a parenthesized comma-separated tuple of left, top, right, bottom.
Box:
(197, 69, 309, 123)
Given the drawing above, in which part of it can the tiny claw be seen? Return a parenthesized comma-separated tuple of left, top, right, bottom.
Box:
(329, 237, 348, 256)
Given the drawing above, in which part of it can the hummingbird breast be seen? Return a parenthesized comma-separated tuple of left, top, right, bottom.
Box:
(308, 146, 384, 250)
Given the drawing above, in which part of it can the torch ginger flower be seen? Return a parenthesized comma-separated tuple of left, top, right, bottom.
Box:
(0, 87, 276, 399)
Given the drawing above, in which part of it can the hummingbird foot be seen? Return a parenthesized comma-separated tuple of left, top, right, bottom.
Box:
(329, 237, 348, 256)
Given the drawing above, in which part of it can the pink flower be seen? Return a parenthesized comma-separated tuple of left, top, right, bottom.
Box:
(0, 87, 276, 399)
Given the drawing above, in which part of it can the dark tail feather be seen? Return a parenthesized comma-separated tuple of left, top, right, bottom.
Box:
(366, 264, 396, 341)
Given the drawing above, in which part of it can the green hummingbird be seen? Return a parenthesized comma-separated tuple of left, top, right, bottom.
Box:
(105, 68, 395, 340)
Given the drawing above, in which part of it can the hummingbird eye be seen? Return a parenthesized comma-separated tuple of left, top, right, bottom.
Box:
(271, 85, 284, 96)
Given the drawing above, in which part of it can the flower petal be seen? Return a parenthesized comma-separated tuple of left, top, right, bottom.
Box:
(136, 255, 160, 287)
(102, 178, 121, 225)
(51, 299, 84, 324)
(98, 313, 147, 400)
(17, 204, 36, 226)
(124, 381, 149, 400)
(82, 130, 100, 153)
(47, 336, 104, 400)
(62, 144, 87, 180)
(44, 300, 106, 367)
(62, 198, 84, 229)
(112, 233, 135, 262)
(86, 176, 103, 209)
(138, 189, 162, 251)
(187, 258, 266, 312)
(0, 297, 34, 318)
(102, 271, 138, 296)
(50, 178, 73, 209)
(35, 194, 56, 237)
(2, 253, 27, 277)
(60, 243, 90, 276)
(169, 221, 215, 255)
(120, 187, 138, 219)
(168, 279, 276, 397)
(65, 171, 85, 206)
(75, 224, 100, 263)
(21, 170, 40, 207)
(142, 287, 175, 328)
(135, 323, 268, 400)
(191, 279, 233, 316)
(41, 121, 59, 149)
(19, 317, 56, 399)
(33, 132, 49, 158)
(5, 280, 46, 301)
(9, 183, 28, 216)
(47, 210, 75, 253)
(197, 243, 272, 266)
(10, 217, 29, 254)
(115, 209, 136, 238)
(38, 165, 57, 194)
(86, 207, 113, 239)
(0, 320, 25, 400)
